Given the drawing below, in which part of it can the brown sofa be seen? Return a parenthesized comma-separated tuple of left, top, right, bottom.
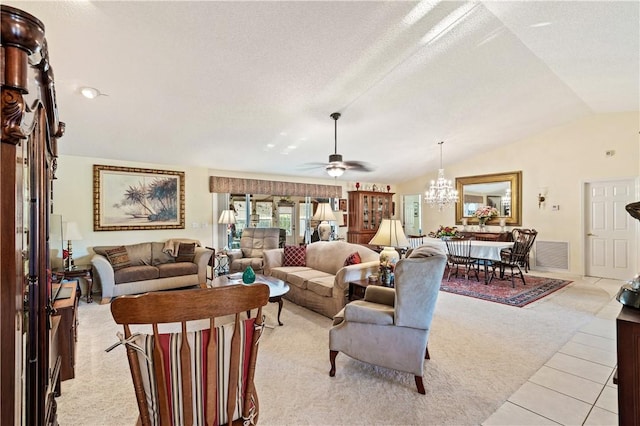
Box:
(91, 240, 212, 303)
(263, 241, 380, 318)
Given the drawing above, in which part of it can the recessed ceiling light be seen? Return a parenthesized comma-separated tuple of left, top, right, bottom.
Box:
(287, 145, 296, 150)
(530, 22, 552, 28)
(266, 143, 275, 148)
(80, 86, 101, 99)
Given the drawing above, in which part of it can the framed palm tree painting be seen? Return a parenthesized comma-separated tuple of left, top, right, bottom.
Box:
(93, 165, 185, 231)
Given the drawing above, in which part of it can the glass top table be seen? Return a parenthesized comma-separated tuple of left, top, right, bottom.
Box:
(208, 273, 290, 325)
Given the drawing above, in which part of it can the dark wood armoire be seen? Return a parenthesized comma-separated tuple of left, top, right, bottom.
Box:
(1, 5, 65, 425)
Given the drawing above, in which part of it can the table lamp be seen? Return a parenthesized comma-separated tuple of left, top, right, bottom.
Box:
(369, 218, 410, 263)
(332, 210, 345, 240)
(62, 221, 83, 271)
(312, 203, 336, 241)
(218, 209, 236, 249)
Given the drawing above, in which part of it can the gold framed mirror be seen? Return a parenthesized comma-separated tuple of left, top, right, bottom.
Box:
(455, 171, 522, 226)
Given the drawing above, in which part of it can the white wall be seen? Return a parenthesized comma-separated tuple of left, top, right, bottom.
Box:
(54, 156, 214, 266)
(396, 112, 640, 275)
(55, 156, 396, 262)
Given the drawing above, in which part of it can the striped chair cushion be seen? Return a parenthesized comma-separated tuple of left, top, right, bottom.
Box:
(130, 318, 256, 425)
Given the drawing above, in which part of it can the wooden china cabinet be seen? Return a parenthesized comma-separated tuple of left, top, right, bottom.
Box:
(1, 5, 65, 425)
(347, 190, 394, 244)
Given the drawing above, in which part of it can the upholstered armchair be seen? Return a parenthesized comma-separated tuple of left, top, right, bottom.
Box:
(329, 245, 447, 394)
(227, 227, 280, 274)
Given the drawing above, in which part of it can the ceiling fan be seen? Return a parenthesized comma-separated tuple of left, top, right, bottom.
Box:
(313, 112, 372, 178)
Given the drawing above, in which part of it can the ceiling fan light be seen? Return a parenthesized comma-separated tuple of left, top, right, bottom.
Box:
(327, 165, 345, 177)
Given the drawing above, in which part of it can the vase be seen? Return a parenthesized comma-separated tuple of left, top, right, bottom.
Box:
(478, 217, 488, 231)
(242, 266, 256, 284)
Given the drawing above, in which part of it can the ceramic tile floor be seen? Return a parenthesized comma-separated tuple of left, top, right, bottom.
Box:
(483, 279, 622, 426)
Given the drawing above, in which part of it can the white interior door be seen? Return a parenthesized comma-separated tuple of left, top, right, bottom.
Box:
(585, 179, 637, 279)
(403, 194, 421, 236)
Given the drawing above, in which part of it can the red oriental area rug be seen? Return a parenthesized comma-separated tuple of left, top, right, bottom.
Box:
(439, 271, 572, 307)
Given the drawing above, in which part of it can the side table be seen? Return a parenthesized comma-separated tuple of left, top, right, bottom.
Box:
(205, 247, 230, 279)
(349, 279, 374, 301)
(54, 265, 94, 303)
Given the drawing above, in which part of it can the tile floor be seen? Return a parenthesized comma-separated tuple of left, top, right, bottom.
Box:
(483, 278, 621, 426)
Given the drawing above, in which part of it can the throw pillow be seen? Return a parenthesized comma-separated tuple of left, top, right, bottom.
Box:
(176, 242, 196, 263)
(104, 246, 130, 271)
(283, 245, 306, 267)
(344, 252, 362, 266)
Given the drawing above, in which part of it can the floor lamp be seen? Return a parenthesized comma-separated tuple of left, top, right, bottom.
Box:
(62, 221, 83, 271)
(312, 203, 336, 241)
(218, 209, 236, 250)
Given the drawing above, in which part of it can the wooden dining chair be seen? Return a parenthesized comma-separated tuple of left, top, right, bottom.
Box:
(110, 285, 269, 426)
(489, 230, 537, 287)
(407, 235, 426, 249)
(444, 238, 479, 281)
(510, 228, 538, 272)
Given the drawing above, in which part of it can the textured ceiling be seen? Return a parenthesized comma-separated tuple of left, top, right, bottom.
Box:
(7, 1, 639, 183)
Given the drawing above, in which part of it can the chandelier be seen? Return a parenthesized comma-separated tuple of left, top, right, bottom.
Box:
(425, 141, 458, 210)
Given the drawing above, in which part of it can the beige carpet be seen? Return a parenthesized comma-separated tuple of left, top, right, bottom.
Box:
(57, 274, 617, 425)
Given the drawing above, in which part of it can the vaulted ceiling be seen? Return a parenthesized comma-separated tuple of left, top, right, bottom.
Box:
(9, 1, 639, 183)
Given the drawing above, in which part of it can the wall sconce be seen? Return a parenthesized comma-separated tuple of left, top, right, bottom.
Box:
(538, 188, 548, 208)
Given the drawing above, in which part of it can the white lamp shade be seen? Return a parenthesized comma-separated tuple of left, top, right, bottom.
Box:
(312, 203, 337, 222)
(333, 210, 345, 226)
(62, 221, 83, 241)
(218, 210, 237, 224)
(369, 219, 410, 248)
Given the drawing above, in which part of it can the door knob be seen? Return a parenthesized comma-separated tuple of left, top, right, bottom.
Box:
(587, 233, 597, 236)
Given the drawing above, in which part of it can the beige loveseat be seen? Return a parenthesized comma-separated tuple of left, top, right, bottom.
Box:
(263, 241, 380, 318)
(91, 241, 213, 303)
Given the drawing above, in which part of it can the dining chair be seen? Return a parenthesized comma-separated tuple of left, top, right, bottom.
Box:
(489, 230, 536, 287)
(510, 228, 538, 272)
(444, 238, 479, 281)
(407, 234, 426, 249)
(109, 285, 269, 426)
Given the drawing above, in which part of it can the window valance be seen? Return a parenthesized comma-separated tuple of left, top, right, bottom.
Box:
(209, 176, 342, 198)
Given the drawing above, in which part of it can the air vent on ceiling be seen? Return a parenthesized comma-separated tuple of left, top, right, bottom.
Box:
(534, 241, 569, 271)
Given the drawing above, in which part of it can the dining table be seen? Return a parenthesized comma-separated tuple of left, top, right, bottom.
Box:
(419, 238, 514, 283)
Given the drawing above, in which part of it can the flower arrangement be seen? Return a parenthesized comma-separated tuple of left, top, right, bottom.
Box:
(473, 206, 499, 220)
(428, 225, 458, 239)
(379, 253, 396, 286)
(379, 252, 395, 271)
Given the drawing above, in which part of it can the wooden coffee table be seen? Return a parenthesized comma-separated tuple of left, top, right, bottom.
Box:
(207, 273, 290, 326)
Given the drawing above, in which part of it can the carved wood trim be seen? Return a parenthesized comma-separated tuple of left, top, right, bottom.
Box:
(1, 88, 26, 144)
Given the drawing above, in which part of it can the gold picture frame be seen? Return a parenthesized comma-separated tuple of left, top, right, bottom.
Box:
(93, 165, 185, 231)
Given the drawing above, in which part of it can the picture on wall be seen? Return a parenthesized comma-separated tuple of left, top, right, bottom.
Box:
(93, 165, 185, 231)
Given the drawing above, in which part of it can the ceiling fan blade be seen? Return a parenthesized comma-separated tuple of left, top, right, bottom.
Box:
(343, 161, 373, 172)
(297, 162, 329, 170)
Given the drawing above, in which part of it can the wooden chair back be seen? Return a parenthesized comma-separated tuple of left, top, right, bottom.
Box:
(407, 235, 425, 248)
(444, 238, 473, 265)
(111, 285, 269, 426)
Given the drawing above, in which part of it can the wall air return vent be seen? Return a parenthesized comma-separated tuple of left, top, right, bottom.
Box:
(534, 241, 569, 271)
